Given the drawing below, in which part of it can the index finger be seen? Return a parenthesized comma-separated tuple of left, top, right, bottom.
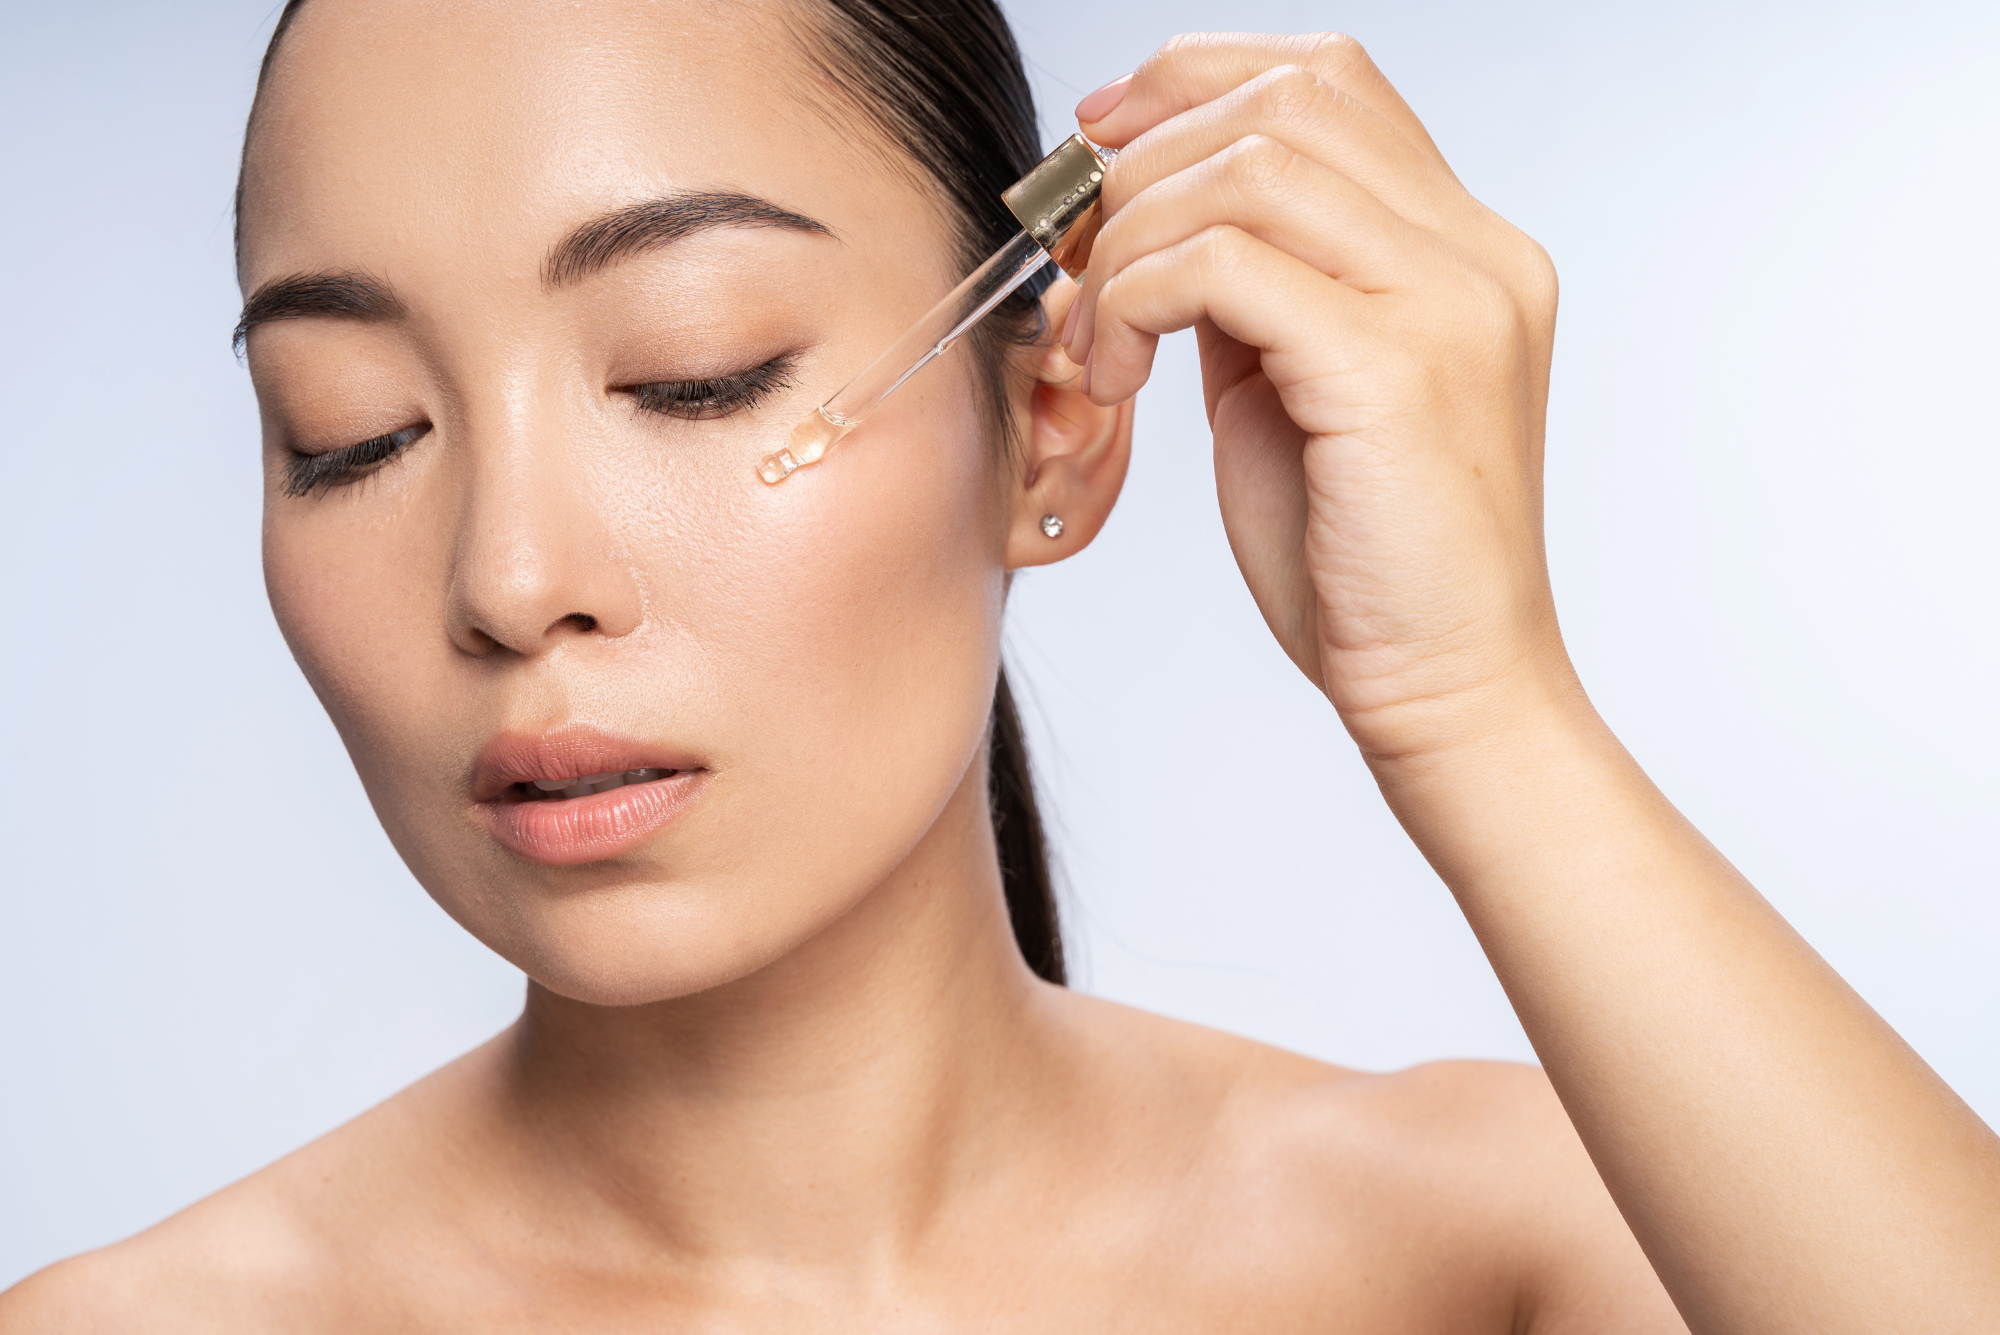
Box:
(1079, 32, 1447, 171)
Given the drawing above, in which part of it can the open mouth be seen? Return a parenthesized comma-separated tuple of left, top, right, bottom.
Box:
(508, 768, 679, 802)
(474, 728, 706, 863)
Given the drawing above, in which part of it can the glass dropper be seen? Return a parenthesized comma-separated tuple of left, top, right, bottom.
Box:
(758, 135, 1115, 484)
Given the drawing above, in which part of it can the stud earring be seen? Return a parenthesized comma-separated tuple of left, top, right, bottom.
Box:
(1040, 514, 1065, 539)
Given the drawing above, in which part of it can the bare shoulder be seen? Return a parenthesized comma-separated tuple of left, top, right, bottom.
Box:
(0, 1042, 505, 1334)
(1060, 991, 1576, 1182)
(0, 1180, 328, 1334)
(1237, 1052, 1688, 1332)
(1057, 996, 1685, 1332)
(1271, 1056, 1597, 1196)
(1321, 1060, 1686, 1331)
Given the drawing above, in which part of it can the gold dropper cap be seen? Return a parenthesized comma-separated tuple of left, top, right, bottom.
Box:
(1003, 134, 1112, 279)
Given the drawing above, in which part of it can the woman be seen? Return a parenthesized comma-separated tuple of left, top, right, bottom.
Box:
(6, 0, 1995, 1329)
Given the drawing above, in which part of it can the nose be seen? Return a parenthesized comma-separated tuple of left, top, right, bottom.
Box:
(444, 425, 643, 659)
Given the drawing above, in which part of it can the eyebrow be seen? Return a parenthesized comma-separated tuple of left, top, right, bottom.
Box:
(233, 271, 403, 353)
(233, 193, 832, 351)
(542, 191, 835, 287)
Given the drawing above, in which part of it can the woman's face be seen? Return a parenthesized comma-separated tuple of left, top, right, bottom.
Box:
(241, 0, 1027, 1004)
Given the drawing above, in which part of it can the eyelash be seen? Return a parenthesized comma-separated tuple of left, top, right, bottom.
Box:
(283, 424, 427, 498)
(282, 356, 796, 499)
(630, 354, 797, 420)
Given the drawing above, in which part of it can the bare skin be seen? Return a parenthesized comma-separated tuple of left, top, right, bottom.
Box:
(5, 4, 1996, 1333)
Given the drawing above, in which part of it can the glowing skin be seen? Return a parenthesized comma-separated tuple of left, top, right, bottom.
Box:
(7, 7, 1997, 1333)
(240, 4, 1064, 1006)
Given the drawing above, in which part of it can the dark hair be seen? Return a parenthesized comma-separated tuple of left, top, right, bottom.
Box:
(238, 0, 1065, 985)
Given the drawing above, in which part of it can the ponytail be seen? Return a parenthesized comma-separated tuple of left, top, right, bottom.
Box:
(988, 669, 1064, 984)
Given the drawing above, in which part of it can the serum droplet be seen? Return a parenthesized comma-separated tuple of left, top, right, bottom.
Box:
(758, 409, 857, 484)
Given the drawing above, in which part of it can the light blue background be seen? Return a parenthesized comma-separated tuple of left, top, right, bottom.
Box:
(3, 0, 1995, 1285)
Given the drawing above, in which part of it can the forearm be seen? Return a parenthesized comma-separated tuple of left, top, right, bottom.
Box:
(1068, 30, 1997, 1325)
(1372, 684, 2000, 1334)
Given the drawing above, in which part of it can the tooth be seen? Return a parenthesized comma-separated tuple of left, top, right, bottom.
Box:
(562, 782, 590, 799)
(532, 778, 569, 792)
(590, 775, 626, 794)
(625, 769, 652, 781)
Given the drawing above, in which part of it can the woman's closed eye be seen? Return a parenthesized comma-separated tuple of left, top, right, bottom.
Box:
(629, 353, 797, 421)
(283, 424, 429, 498)
(278, 354, 797, 500)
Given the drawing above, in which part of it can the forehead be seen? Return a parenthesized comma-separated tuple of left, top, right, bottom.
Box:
(238, 0, 906, 288)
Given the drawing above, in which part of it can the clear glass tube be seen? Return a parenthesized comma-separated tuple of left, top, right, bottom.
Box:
(758, 229, 1053, 484)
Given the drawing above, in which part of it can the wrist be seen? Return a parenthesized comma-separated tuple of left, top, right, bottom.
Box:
(1334, 635, 1598, 772)
(1352, 661, 1634, 853)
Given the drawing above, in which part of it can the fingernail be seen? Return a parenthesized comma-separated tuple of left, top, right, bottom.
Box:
(1061, 293, 1083, 348)
(1080, 348, 1094, 397)
(1075, 73, 1132, 124)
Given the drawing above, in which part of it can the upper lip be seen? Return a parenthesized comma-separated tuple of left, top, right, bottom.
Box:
(470, 724, 705, 802)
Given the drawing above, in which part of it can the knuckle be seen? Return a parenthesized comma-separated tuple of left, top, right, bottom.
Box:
(1301, 31, 1371, 81)
(1516, 234, 1560, 314)
(1479, 222, 1560, 332)
(1447, 267, 1537, 374)
(1221, 134, 1298, 199)
(1148, 31, 1216, 81)
(1251, 64, 1321, 128)
(1471, 269, 1516, 329)
(1452, 267, 1511, 332)
(1191, 224, 1251, 281)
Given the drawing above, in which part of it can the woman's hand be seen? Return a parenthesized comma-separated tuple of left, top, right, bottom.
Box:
(1065, 34, 2000, 1335)
(1066, 33, 1571, 764)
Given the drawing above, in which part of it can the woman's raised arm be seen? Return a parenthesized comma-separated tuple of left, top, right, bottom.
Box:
(1065, 31, 2000, 1333)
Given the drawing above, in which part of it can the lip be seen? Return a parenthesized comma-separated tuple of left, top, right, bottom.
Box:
(473, 724, 708, 866)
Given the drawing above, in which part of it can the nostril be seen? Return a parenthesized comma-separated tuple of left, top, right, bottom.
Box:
(554, 613, 598, 634)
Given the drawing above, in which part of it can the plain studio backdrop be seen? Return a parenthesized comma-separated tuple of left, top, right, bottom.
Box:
(3, 0, 1995, 1284)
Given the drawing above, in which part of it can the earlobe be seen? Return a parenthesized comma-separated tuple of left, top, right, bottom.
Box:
(1005, 297, 1133, 572)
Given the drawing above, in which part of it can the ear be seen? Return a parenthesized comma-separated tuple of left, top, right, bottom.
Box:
(1005, 280, 1134, 571)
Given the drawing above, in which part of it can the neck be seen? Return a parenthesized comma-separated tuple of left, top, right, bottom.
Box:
(492, 762, 1059, 1265)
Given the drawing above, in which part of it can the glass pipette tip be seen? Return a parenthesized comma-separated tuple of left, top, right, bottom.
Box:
(759, 135, 1114, 484)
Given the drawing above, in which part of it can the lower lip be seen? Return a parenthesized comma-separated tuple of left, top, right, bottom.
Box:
(480, 772, 707, 865)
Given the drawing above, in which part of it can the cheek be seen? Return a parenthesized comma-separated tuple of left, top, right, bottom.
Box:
(538, 377, 1014, 996)
(262, 472, 483, 933)
(644, 373, 1011, 852)
(263, 478, 439, 768)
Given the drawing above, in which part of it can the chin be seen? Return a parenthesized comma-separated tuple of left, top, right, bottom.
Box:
(430, 864, 867, 1009)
